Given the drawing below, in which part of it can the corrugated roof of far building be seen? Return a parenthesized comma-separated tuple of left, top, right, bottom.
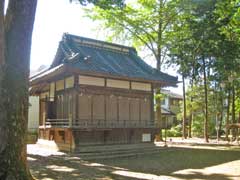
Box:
(161, 89, 183, 99)
(31, 33, 178, 86)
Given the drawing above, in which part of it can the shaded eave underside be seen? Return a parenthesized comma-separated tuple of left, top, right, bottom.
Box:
(30, 64, 177, 95)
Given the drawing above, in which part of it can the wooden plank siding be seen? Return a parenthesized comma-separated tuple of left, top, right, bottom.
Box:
(39, 75, 154, 128)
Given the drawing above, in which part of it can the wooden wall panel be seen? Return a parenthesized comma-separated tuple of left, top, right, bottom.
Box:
(56, 95, 64, 119)
(79, 75, 105, 86)
(140, 98, 150, 122)
(92, 95, 104, 120)
(65, 76, 74, 89)
(49, 82, 55, 101)
(131, 82, 151, 91)
(106, 95, 117, 122)
(56, 79, 64, 91)
(130, 98, 140, 121)
(78, 94, 91, 120)
(119, 97, 129, 121)
(65, 94, 73, 119)
(107, 79, 130, 89)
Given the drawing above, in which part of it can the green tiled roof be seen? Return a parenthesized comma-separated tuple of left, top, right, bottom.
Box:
(50, 33, 177, 85)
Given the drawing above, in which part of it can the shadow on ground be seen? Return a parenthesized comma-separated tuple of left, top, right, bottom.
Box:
(28, 147, 240, 180)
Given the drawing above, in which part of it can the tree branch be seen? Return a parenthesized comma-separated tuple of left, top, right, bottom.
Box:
(109, 13, 159, 61)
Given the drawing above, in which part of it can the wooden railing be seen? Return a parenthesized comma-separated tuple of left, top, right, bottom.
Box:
(45, 119, 69, 128)
(44, 119, 156, 128)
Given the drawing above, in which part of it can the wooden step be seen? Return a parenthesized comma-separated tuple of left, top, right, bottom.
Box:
(69, 143, 165, 160)
(74, 143, 157, 153)
(74, 147, 162, 157)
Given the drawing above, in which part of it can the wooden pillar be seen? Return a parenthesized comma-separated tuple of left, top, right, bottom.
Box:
(139, 98, 141, 123)
(129, 97, 131, 122)
(74, 75, 79, 125)
(104, 78, 107, 126)
(150, 84, 154, 126)
(104, 95, 107, 126)
(117, 96, 119, 122)
(90, 95, 93, 126)
(39, 98, 42, 126)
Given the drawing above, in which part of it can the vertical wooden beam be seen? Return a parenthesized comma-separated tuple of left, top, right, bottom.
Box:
(64, 77, 66, 90)
(39, 98, 41, 126)
(91, 95, 93, 125)
(104, 78, 108, 126)
(74, 74, 78, 123)
(48, 83, 50, 101)
(150, 83, 154, 125)
(104, 78, 107, 87)
(74, 74, 79, 88)
(54, 81, 56, 98)
(129, 98, 131, 122)
(139, 98, 141, 123)
(54, 81, 57, 119)
(104, 95, 107, 125)
(75, 92, 79, 122)
(117, 97, 119, 122)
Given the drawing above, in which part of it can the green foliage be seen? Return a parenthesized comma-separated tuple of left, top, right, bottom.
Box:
(85, 0, 183, 69)
(177, 82, 224, 137)
(215, 0, 240, 42)
(167, 124, 182, 137)
(84, 0, 240, 138)
(73, 0, 124, 8)
(154, 92, 166, 110)
(191, 113, 215, 137)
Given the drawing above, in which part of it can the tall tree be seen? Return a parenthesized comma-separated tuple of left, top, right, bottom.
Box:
(86, 0, 184, 70)
(167, 3, 199, 138)
(214, 0, 240, 139)
(85, 0, 184, 139)
(0, 1, 38, 179)
(0, 0, 123, 179)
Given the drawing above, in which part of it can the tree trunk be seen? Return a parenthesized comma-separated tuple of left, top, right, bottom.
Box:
(188, 112, 192, 138)
(226, 89, 231, 140)
(188, 77, 194, 138)
(218, 94, 224, 139)
(0, 0, 7, 160)
(238, 112, 240, 123)
(155, 0, 164, 140)
(231, 85, 236, 140)
(202, 57, 209, 142)
(0, 0, 37, 179)
(232, 85, 235, 123)
(182, 75, 187, 139)
(156, 88, 163, 141)
(0, 0, 4, 64)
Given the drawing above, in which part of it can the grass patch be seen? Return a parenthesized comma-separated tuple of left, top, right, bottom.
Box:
(97, 147, 240, 175)
(29, 146, 240, 180)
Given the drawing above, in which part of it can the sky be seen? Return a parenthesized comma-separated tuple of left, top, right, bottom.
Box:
(30, 0, 183, 94)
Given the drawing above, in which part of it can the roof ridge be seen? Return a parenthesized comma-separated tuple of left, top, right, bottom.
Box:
(64, 33, 137, 54)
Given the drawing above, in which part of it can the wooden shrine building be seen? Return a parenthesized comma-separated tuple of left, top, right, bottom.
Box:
(30, 34, 178, 151)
